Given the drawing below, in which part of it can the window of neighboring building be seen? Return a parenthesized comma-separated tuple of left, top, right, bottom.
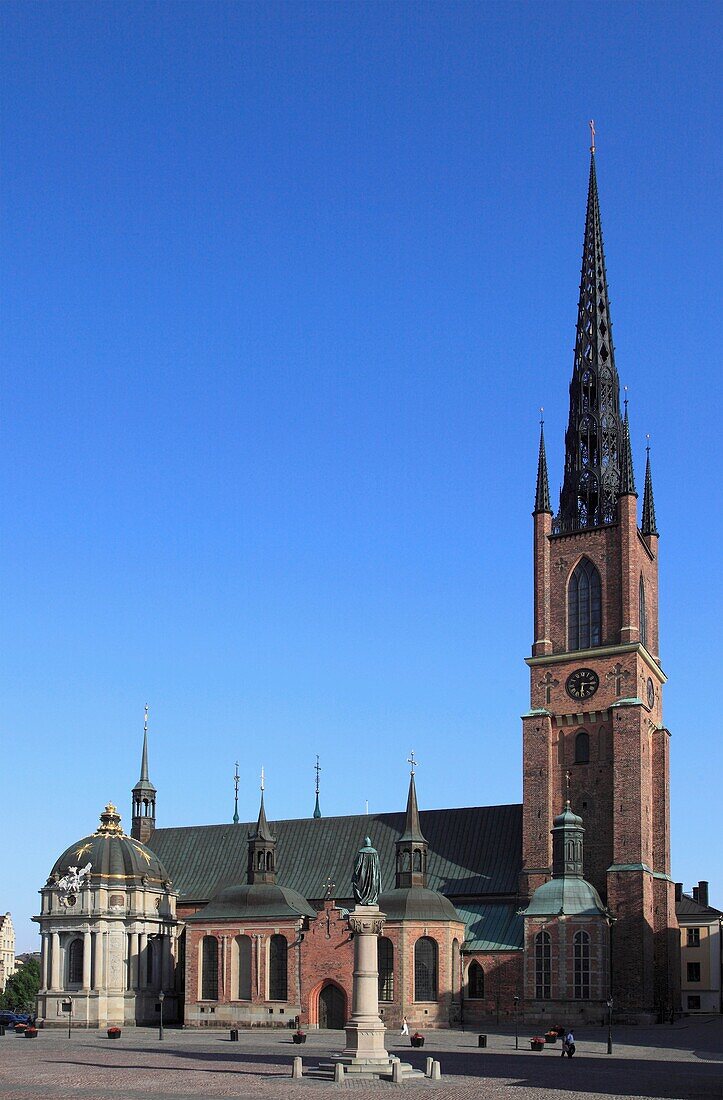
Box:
(573, 930, 590, 999)
(467, 961, 485, 999)
(378, 937, 394, 1002)
(201, 936, 218, 1000)
(687, 995, 701, 1010)
(534, 930, 551, 1000)
(414, 937, 438, 1002)
(687, 962, 701, 983)
(686, 928, 700, 947)
(568, 558, 602, 650)
(269, 935, 288, 1001)
(574, 730, 590, 764)
(639, 575, 647, 648)
(237, 935, 252, 1001)
(68, 938, 83, 986)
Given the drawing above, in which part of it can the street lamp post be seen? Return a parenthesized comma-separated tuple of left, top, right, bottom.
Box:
(606, 997, 613, 1055)
(158, 991, 165, 1041)
(514, 995, 519, 1050)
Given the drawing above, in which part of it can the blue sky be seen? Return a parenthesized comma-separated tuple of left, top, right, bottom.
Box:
(2, 2, 720, 950)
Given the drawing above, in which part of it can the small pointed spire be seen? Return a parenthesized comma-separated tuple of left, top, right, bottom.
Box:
(247, 768, 276, 883)
(619, 393, 637, 496)
(641, 437, 658, 536)
(140, 704, 150, 781)
(250, 767, 274, 842)
(395, 755, 428, 888)
(313, 755, 322, 819)
(534, 410, 552, 514)
(232, 761, 240, 825)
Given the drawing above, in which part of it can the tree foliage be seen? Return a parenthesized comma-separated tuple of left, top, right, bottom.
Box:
(0, 957, 41, 1011)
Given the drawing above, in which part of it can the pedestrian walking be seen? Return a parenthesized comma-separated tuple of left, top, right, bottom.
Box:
(565, 1029, 575, 1057)
(400, 1016, 409, 1036)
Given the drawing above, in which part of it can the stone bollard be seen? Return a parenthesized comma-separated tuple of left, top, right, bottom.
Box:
(334, 1062, 345, 1083)
(291, 1056, 303, 1079)
(425, 1056, 434, 1077)
(392, 1059, 402, 1083)
(431, 1060, 441, 1080)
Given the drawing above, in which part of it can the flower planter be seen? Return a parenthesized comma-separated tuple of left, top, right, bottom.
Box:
(14, 1024, 27, 1035)
(107, 1029, 122, 1039)
(544, 1032, 557, 1043)
(530, 1039, 545, 1051)
(292, 1033, 306, 1044)
(24, 1028, 38, 1039)
(410, 1036, 425, 1048)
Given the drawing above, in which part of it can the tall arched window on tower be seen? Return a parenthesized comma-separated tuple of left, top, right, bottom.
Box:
(575, 730, 590, 764)
(568, 558, 601, 650)
(67, 938, 83, 987)
(414, 937, 438, 1002)
(378, 937, 394, 1002)
(269, 935, 288, 1001)
(573, 930, 590, 999)
(639, 575, 647, 649)
(534, 930, 551, 1000)
(201, 935, 218, 1000)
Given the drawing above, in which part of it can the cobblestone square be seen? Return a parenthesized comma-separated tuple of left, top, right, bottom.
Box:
(0, 1020, 721, 1100)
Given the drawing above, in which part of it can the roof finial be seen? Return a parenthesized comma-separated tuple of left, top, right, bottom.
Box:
(646, 432, 650, 455)
(565, 768, 572, 805)
(313, 755, 322, 819)
(233, 761, 240, 825)
(540, 406, 544, 428)
(407, 750, 418, 775)
(260, 765, 265, 793)
(589, 118, 596, 154)
(144, 703, 149, 735)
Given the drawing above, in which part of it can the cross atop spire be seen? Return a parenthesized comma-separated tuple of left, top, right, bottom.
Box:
(407, 750, 418, 775)
(555, 141, 624, 533)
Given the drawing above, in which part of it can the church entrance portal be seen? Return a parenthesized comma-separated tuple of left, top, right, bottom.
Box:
(318, 983, 345, 1029)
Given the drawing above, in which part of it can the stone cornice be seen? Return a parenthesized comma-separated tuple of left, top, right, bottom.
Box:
(526, 642, 666, 682)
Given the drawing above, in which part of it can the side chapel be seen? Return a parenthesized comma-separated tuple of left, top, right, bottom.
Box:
(36, 141, 679, 1029)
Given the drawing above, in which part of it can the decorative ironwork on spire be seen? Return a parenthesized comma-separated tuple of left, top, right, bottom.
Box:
(619, 400, 637, 496)
(641, 438, 658, 536)
(313, 755, 322, 819)
(534, 411, 552, 514)
(233, 761, 240, 825)
(555, 137, 624, 533)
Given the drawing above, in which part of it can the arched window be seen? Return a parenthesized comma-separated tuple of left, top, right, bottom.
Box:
(639, 575, 647, 648)
(414, 937, 438, 1002)
(68, 938, 83, 986)
(574, 931, 590, 999)
(467, 960, 485, 999)
(201, 935, 218, 1000)
(378, 937, 394, 1002)
(568, 558, 601, 650)
(575, 730, 590, 764)
(266, 850, 273, 871)
(534, 931, 551, 1000)
(236, 935, 252, 1000)
(413, 849, 422, 872)
(269, 935, 287, 1001)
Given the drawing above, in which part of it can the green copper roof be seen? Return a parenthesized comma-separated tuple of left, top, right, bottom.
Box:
(147, 803, 522, 905)
(521, 876, 607, 918)
(455, 902, 524, 951)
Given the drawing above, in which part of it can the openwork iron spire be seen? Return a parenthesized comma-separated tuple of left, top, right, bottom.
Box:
(534, 413, 552, 514)
(555, 143, 624, 532)
(641, 441, 658, 536)
(313, 755, 322, 819)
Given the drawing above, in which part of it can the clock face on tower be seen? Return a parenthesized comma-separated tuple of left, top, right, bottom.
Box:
(565, 667, 600, 701)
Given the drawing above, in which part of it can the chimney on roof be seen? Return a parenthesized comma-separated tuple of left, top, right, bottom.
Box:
(698, 880, 709, 907)
(692, 886, 699, 902)
(675, 882, 682, 903)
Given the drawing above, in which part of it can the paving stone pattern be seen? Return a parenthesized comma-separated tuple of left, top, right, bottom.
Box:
(0, 1020, 721, 1100)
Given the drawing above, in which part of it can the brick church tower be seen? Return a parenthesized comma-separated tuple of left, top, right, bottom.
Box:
(520, 138, 679, 1019)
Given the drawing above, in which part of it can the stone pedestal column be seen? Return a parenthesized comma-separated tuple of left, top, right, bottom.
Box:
(50, 932, 61, 990)
(82, 930, 92, 990)
(341, 905, 389, 1064)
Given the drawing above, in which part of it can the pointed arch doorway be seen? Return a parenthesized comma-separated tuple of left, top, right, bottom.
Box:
(318, 982, 346, 1030)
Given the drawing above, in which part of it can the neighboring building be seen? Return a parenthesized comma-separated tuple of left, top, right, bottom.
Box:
(0, 913, 16, 992)
(39, 142, 684, 1027)
(676, 881, 722, 1015)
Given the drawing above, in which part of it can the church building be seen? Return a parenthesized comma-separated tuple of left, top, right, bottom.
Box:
(36, 141, 680, 1029)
